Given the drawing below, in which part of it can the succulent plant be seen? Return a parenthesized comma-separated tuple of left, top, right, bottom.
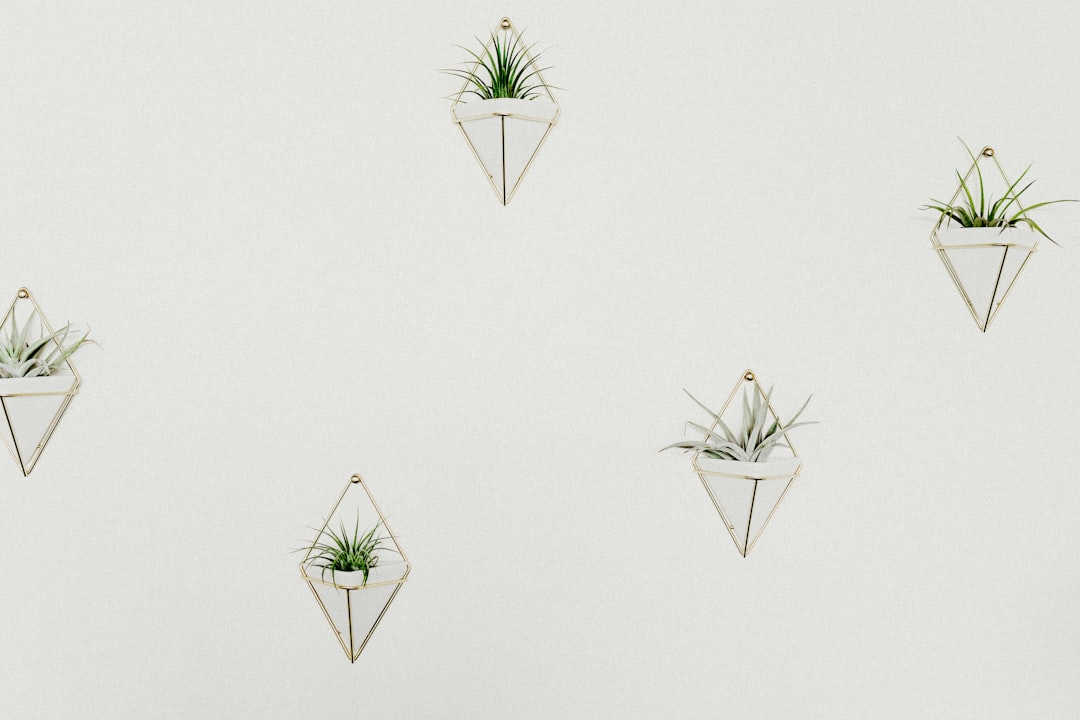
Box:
(663, 387, 815, 462)
(923, 140, 1076, 246)
(0, 310, 91, 379)
(444, 25, 553, 100)
(307, 515, 391, 588)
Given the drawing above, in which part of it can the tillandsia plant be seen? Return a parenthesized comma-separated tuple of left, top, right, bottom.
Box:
(0, 311, 91, 379)
(922, 140, 1077, 246)
(662, 387, 815, 462)
(443, 25, 553, 100)
(307, 516, 392, 588)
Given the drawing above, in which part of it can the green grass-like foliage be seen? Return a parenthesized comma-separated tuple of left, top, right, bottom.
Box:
(923, 140, 1076, 246)
(308, 516, 389, 588)
(662, 387, 815, 462)
(0, 310, 91, 379)
(444, 27, 552, 100)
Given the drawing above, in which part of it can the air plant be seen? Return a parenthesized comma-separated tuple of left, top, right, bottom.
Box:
(923, 140, 1076, 246)
(444, 26, 553, 100)
(662, 387, 815, 462)
(0, 311, 91, 379)
(306, 516, 392, 588)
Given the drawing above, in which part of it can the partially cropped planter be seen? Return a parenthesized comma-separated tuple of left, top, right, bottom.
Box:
(925, 141, 1075, 332)
(664, 370, 816, 557)
(445, 17, 560, 205)
(299, 473, 411, 664)
(692, 455, 803, 557)
(0, 288, 91, 476)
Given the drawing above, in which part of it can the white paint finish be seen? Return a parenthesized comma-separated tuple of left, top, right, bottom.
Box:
(2, 1, 1080, 718)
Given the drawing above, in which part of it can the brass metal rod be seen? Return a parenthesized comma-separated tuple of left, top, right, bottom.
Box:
(744, 479, 758, 556)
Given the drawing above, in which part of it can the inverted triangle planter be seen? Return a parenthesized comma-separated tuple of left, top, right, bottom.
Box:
(299, 473, 411, 663)
(934, 224, 1035, 331)
(928, 144, 1069, 332)
(0, 288, 83, 476)
(693, 454, 801, 557)
(678, 369, 808, 557)
(448, 17, 560, 205)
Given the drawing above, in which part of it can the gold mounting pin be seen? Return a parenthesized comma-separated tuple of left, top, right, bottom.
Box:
(500, 17, 512, 29)
(350, 474, 362, 484)
(982, 147, 995, 157)
(743, 371, 755, 382)
(17, 288, 28, 299)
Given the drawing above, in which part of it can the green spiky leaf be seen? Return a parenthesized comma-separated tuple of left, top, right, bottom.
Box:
(922, 139, 1076, 246)
(442, 26, 555, 101)
(303, 514, 397, 589)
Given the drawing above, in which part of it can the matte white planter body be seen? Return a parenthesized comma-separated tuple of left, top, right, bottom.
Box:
(452, 98, 559, 204)
(0, 365, 78, 475)
(934, 225, 1037, 330)
(693, 455, 802, 556)
(302, 558, 409, 661)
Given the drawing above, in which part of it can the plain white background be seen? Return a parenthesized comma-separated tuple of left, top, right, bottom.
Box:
(2, 1, 1079, 717)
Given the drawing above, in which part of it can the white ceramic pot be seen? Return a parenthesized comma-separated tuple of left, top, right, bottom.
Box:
(0, 365, 78, 475)
(934, 224, 1038, 331)
(451, 97, 560, 205)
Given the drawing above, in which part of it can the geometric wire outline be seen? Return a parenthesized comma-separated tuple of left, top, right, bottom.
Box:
(299, 473, 412, 663)
(690, 369, 802, 557)
(449, 16, 560, 206)
(930, 145, 1038, 333)
(0, 287, 82, 476)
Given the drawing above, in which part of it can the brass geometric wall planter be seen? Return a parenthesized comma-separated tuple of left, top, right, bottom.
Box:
(930, 145, 1039, 333)
(0, 288, 82, 476)
(299, 473, 411, 663)
(449, 17, 560, 205)
(689, 370, 804, 557)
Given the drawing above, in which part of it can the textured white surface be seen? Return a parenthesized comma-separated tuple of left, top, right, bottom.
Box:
(2, 2, 1080, 718)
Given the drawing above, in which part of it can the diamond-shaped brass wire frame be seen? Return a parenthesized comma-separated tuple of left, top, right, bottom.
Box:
(299, 473, 411, 663)
(690, 369, 803, 557)
(930, 145, 1039, 333)
(0, 288, 81, 476)
(449, 16, 560, 205)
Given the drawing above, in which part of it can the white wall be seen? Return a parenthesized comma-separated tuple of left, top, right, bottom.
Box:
(2, 1, 1079, 718)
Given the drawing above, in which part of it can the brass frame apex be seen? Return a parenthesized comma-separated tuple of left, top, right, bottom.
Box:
(0, 287, 83, 475)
